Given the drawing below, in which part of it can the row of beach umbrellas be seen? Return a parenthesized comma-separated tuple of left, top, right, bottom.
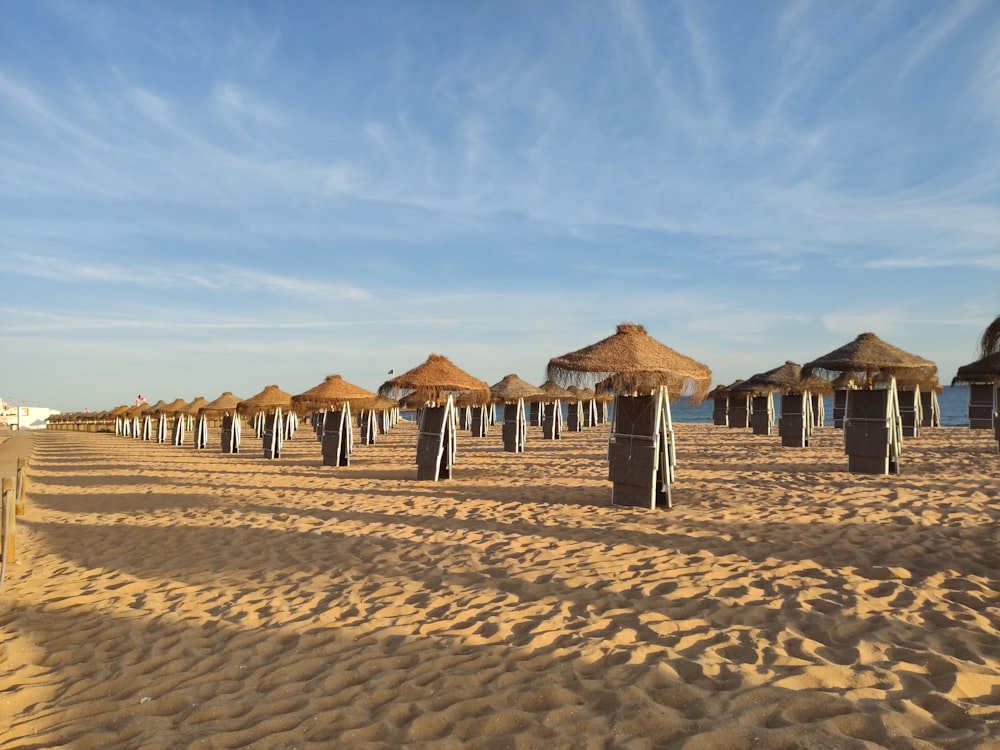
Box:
(51, 320, 1000, 429)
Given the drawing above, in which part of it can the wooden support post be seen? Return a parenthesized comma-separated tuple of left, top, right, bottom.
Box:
(15, 458, 26, 516)
(2, 477, 15, 564)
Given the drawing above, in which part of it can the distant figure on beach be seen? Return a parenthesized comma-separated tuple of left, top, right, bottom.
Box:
(135, 394, 147, 406)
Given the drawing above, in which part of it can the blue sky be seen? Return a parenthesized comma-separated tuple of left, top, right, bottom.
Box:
(2, 0, 998, 411)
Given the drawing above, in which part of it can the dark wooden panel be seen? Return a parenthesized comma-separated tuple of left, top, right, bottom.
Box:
(541, 402, 561, 439)
(612, 482, 654, 508)
(969, 384, 995, 405)
(728, 398, 750, 428)
(848, 390, 889, 420)
(780, 394, 804, 416)
(608, 440, 656, 486)
(778, 415, 804, 437)
(781, 434, 807, 447)
(615, 395, 658, 436)
(751, 410, 772, 435)
(416, 433, 443, 465)
(833, 390, 848, 428)
(848, 454, 889, 474)
(845, 424, 889, 457)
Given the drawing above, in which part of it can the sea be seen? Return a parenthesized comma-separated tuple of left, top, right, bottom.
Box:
(484, 385, 977, 427)
(667, 384, 974, 426)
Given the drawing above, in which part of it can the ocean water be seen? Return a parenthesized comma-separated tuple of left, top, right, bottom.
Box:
(476, 386, 982, 428)
(668, 384, 975, 426)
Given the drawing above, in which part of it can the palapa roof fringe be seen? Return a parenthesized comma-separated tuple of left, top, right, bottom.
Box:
(238, 384, 293, 413)
(731, 361, 834, 396)
(200, 391, 243, 415)
(292, 374, 377, 410)
(802, 332, 937, 386)
(489, 374, 547, 404)
(183, 396, 210, 415)
(546, 323, 712, 403)
(952, 351, 1000, 384)
(378, 353, 490, 407)
(151, 398, 189, 415)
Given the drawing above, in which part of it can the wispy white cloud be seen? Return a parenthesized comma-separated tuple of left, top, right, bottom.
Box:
(898, 2, 979, 79)
(6, 253, 373, 301)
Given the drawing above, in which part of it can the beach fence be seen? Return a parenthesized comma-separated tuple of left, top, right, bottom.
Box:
(1, 458, 27, 587)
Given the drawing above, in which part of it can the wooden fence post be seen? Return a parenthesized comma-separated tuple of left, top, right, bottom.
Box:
(15, 457, 26, 516)
(2, 477, 14, 566)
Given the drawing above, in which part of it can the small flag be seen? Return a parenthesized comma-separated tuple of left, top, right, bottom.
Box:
(387, 369, 394, 374)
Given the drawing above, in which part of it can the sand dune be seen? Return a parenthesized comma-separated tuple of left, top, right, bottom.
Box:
(1, 421, 998, 748)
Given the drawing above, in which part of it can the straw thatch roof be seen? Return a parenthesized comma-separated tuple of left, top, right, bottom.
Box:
(802, 332, 936, 385)
(109, 404, 130, 417)
(153, 398, 189, 416)
(539, 379, 574, 400)
(547, 323, 712, 401)
(292, 375, 377, 411)
(831, 372, 858, 389)
(125, 402, 150, 418)
(952, 352, 1000, 384)
(184, 397, 210, 416)
(731, 361, 832, 395)
(238, 385, 293, 413)
(800, 373, 834, 395)
(708, 380, 746, 398)
(489, 374, 547, 404)
(371, 396, 400, 411)
(200, 391, 243, 415)
(147, 400, 168, 413)
(378, 354, 490, 407)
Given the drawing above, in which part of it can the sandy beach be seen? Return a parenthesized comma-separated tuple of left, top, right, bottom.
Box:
(1, 420, 998, 749)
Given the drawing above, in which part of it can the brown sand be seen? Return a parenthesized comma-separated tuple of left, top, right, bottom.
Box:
(1, 421, 998, 749)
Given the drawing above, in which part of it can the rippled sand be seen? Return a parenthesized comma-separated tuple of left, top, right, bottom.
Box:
(1, 421, 998, 749)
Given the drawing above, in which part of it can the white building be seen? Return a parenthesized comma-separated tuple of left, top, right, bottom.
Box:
(1, 398, 60, 429)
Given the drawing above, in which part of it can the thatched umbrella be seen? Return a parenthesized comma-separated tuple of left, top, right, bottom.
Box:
(803, 333, 935, 474)
(547, 323, 712, 402)
(378, 354, 489, 480)
(536, 380, 573, 439)
(539, 380, 574, 399)
(953, 352, 1000, 385)
(378, 354, 490, 407)
(238, 385, 292, 415)
(125, 401, 150, 439)
(158, 397, 189, 414)
(184, 396, 210, 416)
(953, 351, 1000, 435)
(151, 398, 189, 445)
(293, 375, 377, 412)
(239, 385, 293, 459)
(294, 375, 378, 460)
(181, 397, 209, 449)
(956, 315, 1000, 440)
(109, 404, 130, 435)
(201, 391, 243, 415)
(490, 374, 546, 404)
(547, 323, 712, 508)
(200, 391, 244, 453)
(801, 332, 936, 386)
(735, 361, 805, 393)
(734, 361, 830, 443)
(490, 374, 546, 453)
(371, 396, 401, 434)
